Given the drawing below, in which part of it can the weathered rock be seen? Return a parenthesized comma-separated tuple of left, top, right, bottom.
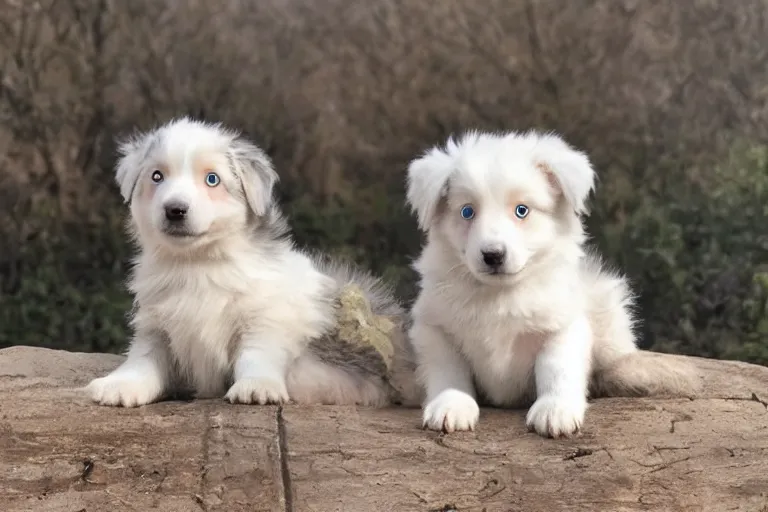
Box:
(1, 346, 767, 512)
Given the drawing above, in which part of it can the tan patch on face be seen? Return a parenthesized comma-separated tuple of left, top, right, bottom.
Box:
(506, 191, 532, 222)
(193, 153, 230, 202)
(139, 163, 169, 202)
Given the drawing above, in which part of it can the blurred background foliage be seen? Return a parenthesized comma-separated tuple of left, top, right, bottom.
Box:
(0, 0, 766, 365)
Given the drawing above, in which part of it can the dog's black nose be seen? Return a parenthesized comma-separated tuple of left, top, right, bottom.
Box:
(481, 248, 506, 269)
(164, 202, 189, 222)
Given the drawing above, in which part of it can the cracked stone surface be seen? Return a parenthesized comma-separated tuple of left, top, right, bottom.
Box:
(1, 346, 768, 512)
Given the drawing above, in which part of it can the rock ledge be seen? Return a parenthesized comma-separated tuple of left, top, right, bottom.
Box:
(1, 346, 767, 512)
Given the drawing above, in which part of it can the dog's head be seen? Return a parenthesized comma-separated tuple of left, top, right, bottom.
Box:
(406, 131, 595, 284)
(115, 118, 278, 253)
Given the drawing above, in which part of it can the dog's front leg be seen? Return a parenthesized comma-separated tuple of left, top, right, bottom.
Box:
(526, 316, 592, 438)
(86, 332, 170, 407)
(225, 333, 297, 405)
(412, 322, 480, 432)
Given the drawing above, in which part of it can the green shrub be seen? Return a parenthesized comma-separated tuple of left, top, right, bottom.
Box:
(283, 183, 421, 301)
(0, 204, 134, 353)
(594, 143, 768, 364)
(1, 144, 766, 367)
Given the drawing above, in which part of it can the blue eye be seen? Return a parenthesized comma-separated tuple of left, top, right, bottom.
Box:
(460, 204, 475, 220)
(515, 204, 529, 219)
(151, 170, 164, 183)
(205, 172, 220, 187)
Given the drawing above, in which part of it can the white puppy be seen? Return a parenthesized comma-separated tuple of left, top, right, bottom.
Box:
(86, 118, 417, 408)
(405, 130, 699, 437)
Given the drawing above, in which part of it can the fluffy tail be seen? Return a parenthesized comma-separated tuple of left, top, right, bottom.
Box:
(582, 251, 701, 400)
(590, 350, 702, 398)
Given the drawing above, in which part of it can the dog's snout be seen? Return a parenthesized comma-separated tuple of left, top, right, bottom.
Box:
(481, 247, 506, 269)
(164, 202, 189, 222)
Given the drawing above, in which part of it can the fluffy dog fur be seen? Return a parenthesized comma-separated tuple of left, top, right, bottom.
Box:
(86, 118, 417, 408)
(405, 130, 700, 437)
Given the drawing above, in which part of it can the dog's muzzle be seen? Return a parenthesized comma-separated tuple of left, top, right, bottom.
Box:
(164, 201, 189, 222)
(161, 201, 197, 238)
(481, 247, 506, 273)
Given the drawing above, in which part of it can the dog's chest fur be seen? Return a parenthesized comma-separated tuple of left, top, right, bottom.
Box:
(129, 247, 335, 396)
(418, 269, 584, 407)
(148, 270, 242, 393)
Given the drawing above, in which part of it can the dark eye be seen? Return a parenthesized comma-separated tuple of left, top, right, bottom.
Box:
(460, 204, 475, 220)
(151, 170, 164, 183)
(205, 172, 220, 187)
(515, 204, 529, 219)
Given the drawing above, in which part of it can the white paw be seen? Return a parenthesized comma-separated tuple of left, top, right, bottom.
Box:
(225, 376, 289, 405)
(422, 389, 480, 432)
(86, 374, 164, 408)
(525, 394, 587, 438)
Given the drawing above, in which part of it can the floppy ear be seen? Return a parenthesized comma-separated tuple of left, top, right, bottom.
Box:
(532, 133, 596, 215)
(114, 131, 159, 203)
(406, 144, 457, 231)
(228, 138, 279, 217)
